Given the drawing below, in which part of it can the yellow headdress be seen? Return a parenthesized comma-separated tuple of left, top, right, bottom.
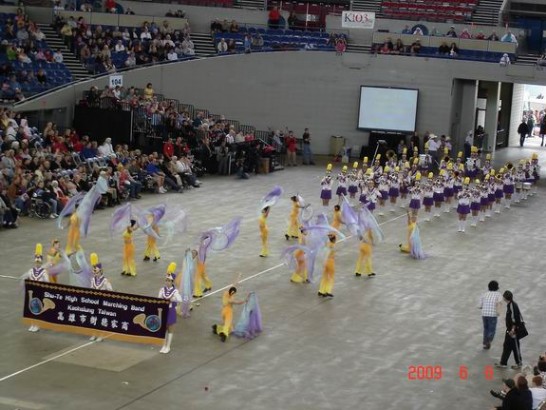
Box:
(375, 154, 381, 160)
(352, 161, 359, 169)
(439, 169, 446, 176)
(395, 166, 400, 172)
(35, 243, 43, 258)
(413, 158, 419, 165)
(362, 156, 369, 164)
(531, 153, 538, 160)
(475, 179, 480, 184)
(424, 142, 429, 150)
(471, 146, 478, 153)
(415, 172, 421, 181)
(499, 167, 504, 173)
(365, 168, 373, 176)
(490, 169, 495, 176)
(166, 262, 177, 280)
(428, 172, 433, 179)
(444, 148, 449, 155)
(383, 166, 391, 173)
(457, 151, 463, 159)
(342, 165, 348, 173)
(447, 163, 453, 170)
(90, 252, 99, 267)
(402, 147, 407, 155)
(463, 177, 470, 185)
(486, 153, 491, 161)
(326, 163, 333, 172)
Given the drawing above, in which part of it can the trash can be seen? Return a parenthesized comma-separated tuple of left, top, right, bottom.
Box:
(260, 158, 270, 174)
(330, 136, 345, 156)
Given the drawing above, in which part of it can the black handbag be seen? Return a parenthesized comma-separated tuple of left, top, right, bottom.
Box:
(514, 309, 529, 340)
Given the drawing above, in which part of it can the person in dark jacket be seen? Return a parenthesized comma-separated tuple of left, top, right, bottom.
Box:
(517, 120, 530, 147)
(540, 116, 546, 147)
(495, 291, 524, 369)
(491, 376, 533, 410)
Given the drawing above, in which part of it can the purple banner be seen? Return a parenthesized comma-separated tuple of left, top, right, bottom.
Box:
(23, 280, 169, 345)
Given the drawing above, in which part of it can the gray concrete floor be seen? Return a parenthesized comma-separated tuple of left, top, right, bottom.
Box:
(0, 145, 545, 410)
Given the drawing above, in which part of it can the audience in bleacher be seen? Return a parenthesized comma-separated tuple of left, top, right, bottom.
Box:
(0, 10, 73, 99)
(52, 14, 194, 74)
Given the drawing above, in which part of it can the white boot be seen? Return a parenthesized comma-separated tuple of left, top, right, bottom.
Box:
(460, 220, 466, 232)
(161, 333, 173, 354)
(90, 336, 96, 341)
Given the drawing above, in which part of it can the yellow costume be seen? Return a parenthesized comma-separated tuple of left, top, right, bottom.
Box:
(47, 243, 61, 283)
(193, 260, 212, 297)
(290, 232, 308, 283)
(216, 290, 234, 338)
(355, 230, 374, 276)
(65, 213, 81, 254)
(318, 241, 336, 296)
(122, 228, 137, 276)
(286, 201, 299, 238)
(332, 208, 342, 230)
(259, 214, 269, 257)
(144, 225, 161, 261)
(400, 221, 416, 253)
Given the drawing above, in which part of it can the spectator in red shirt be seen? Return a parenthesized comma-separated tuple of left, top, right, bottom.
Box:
(52, 136, 68, 153)
(105, 0, 116, 12)
(285, 130, 297, 167)
(163, 138, 174, 159)
(268, 7, 281, 29)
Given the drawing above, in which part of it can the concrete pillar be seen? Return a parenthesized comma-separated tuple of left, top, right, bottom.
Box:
(509, 83, 525, 147)
(449, 79, 478, 154)
(481, 81, 501, 153)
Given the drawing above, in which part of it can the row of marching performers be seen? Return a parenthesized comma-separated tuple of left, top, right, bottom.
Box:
(318, 153, 541, 224)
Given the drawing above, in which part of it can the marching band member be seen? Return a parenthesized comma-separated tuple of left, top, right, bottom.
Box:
(259, 206, 270, 257)
(479, 177, 489, 222)
(320, 164, 333, 207)
(529, 153, 540, 196)
(398, 148, 409, 169)
(452, 170, 463, 206)
(377, 169, 389, 216)
(46, 239, 62, 283)
(456, 178, 471, 232)
(422, 174, 434, 222)
(121, 219, 138, 277)
(354, 228, 376, 278)
(470, 180, 481, 227)
(363, 177, 379, 213)
(443, 165, 454, 212)
(348, 162, 359, 200)
(332, 205, 342, 231)
(372, 155, 383, 176)
(89, 252, 113, 342)
(486, 173, 496, 218)
(318, 233, 336, 298)
(26, 243, 50, 332)
(502, 166, 515, 208)
(143, 223, 161, 262)
(360, 156, 369, 177)
(285, 196, 301, 240)
(455, 151, 465, 174)
(158, 263, 182, 353)
(212, 285, 245, 342)
(336, 166, 348, 204)
(399, 168, 411, 208)
(432, 173, 445, 217)
(408, 172, 422, 217)
(493, 169, 504, 214)
(388, 167, 400, 212)
(466, 146, 481, 178)
(290, 226, 308, 284)
(482, 153, 492, 177)
(516, 160, 527, 202)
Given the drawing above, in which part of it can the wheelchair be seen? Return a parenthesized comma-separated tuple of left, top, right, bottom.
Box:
(29, 192, 52, 219)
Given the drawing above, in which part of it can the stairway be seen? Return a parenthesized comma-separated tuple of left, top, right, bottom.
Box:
(233, 0, 265, 10)
(38, 24, 89, 81)
(351, 0, 382, 13)
(514, 53, 541, 66)
(191, 33, 217, 58)
(346, 43, 372, 53)
(471, 0, 503, 26)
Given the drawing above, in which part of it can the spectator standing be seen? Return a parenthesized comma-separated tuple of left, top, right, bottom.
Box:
(539, 116, 546, 147)
(501, 31, 517, 43)
(285, 131, 297, 166)
(301, 128, 315, 165)
(495, 290, 524, 370)
(479, 280, 503, 350)
(268, 7, 281, 29)
(427, 134, 439, 169)
(518, 119, 530, 147)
